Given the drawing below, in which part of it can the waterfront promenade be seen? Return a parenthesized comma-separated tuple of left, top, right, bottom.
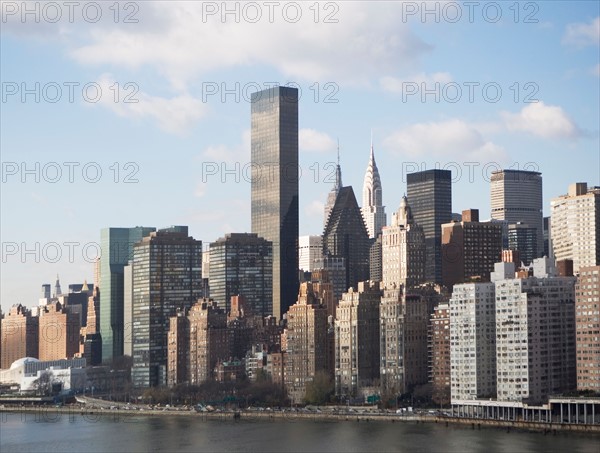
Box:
(2, 400, 599, 435)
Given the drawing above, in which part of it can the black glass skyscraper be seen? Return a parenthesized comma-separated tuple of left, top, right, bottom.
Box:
(251, 86, 299, 320)
(406, 169, 452, 284)
(323, 186, 371, 292)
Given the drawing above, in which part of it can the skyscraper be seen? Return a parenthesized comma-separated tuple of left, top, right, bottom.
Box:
(381, 196, 426, 289)
(100, 226, 155, 362)
(490, 169, 543, 258)
(298, 235, 323, 272)
(208, 233, 273, 316)
(361, 141, 386, 239)
(323, 186, 371, 292)
(407, 170, 452, 284)
(324, 143, 343, 229)
(131, 227, 202, 388)
(251, 86, 299, 320)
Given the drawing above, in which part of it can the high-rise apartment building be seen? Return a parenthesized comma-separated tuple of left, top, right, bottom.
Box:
(167, 299, 230, 386)
(441, 209, 503, 288)
(284, 282, 329, 404)
(251, 86, 299, 320)
(576, 266, 600, 392)
(100, 226, 155, 361)
(429, 302, 450, 405)
(1, 304, 39, 369)
(38, 301, 81, 362)
(323, 186, 371, 292)
(407, 169, 452, 284)
(551, 183, 600, 273)
(449, 282, 497, 402)
(490, 169, 543, 258)
(334, 281, 381, 397)
(131, 227, 202, 388)
(381, 196, 426, 290)
(494, 265, 576, 404)
(209, 233, 273, 316)
(361, 143, 386, 239)
(379, 286, 429, 396)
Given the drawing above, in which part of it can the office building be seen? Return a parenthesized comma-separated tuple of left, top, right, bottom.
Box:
(131, 227, 202, 388)
(407, 169, 452, 284)
(100, 226, 155, 361)
(251, 86, 299, 320)
(298, 235, 323, 273)
(323, 186, 371, 292)
(507, 222, 538, 266)
(209, 233, 273, 316)
(441, 209, 503, 288)
(490, 169, 543, 258)
(361, 142, 386, 239)
(324, 146, 343, 229)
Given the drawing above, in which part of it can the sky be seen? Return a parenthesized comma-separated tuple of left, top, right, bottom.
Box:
(1, 1, 599, 314)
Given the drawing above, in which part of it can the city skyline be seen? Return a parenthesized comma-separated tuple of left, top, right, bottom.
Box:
(2, 2, 599, 313)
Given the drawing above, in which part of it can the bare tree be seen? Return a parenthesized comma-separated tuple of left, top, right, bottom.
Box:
(31, 371, 54, 396)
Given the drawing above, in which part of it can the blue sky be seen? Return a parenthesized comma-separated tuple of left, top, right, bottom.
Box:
(1, 1, 599, 313)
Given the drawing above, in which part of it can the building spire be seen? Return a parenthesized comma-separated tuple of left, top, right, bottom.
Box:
(53, 274, 62, 298)
(335, 138, 342, 190)
(362, 132, 386, 238)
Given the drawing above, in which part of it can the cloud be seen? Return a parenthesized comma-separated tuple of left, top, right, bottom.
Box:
(383, 119, 508, 163)
(194, 182, 207, 198)
(501, 102, 581, 140)
(379, 72, 452, 94)
(63, 2, 430, 90)
(305, 199, 325, 218)
(300, 129, 336, 152)
(92, 74, 207, 135)
(201, 129, 251, 164)
(562, 17, 600, 47)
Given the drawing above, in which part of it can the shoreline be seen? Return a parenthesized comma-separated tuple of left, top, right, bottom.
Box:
(2, 406, 599, 434)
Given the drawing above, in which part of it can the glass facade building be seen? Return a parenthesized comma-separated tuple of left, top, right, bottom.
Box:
(323, 186, 371, 293)
(251, 86, 299, 320)
(131, 227, 202, 388)
(406, 170, 452, 285)
(100, 226, 156, 361)
(208, 233, 273, 317)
